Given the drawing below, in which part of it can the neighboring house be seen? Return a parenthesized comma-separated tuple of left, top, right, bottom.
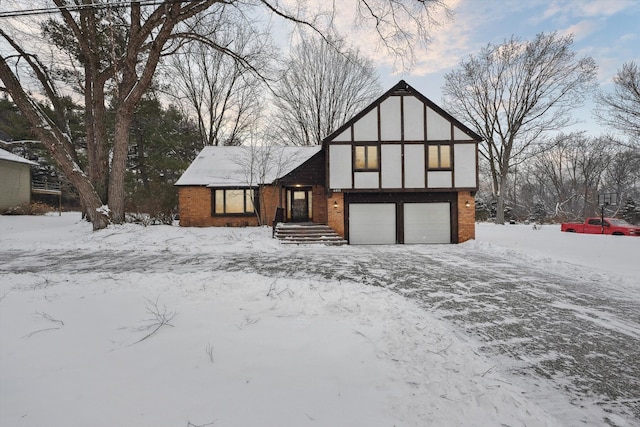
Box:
(0, 148, 38, 211)
(176, 80, 481, 244)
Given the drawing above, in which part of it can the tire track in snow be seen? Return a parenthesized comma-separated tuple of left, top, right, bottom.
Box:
(2, 246, 639, 424)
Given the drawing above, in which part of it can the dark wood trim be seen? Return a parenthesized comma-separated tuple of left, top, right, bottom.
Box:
(451, 141, 456, 180)
(424, 104, 429, 188)
(376, 104, 381, 142)
(475, 141, 480, 190)
(401, 142, 405, 190)
(322, 80, 482, 147)
(351, 145, 355, 187)
(324, 81, 481, 194)
(397, 202, 404, 243)
(422, 103, 429, 144)
(353, 144, 380, 172)
(426, 143, 453, 171)
(210, 187, 258, 217)
(339, 187, 475, 193)
(285, 186, 313, 222)
(451, 197, 459, 243)
(400, 95, 405, 142)
(346, 192, 457, 203)
(278, 150, 325, 186)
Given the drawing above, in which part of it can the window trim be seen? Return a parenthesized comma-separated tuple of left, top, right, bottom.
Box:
(354, 144, 380, 172)
(211, 187, 257, 216)
(427, 144, 452, 170)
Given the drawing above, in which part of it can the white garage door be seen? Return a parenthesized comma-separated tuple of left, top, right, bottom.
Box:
(349, 203, 396, 244)
(404, 203, 451, 244)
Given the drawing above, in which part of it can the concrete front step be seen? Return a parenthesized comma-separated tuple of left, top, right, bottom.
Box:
(274, 223, 347, 245)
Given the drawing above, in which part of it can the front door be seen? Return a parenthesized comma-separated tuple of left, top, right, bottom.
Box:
(288, 188, 311, 222)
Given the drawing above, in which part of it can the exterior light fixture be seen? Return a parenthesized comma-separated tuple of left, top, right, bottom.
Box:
(333, 201, 339, 209)
(465, 200, 471, 208)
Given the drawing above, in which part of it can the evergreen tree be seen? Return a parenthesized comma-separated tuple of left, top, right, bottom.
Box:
(125, 98, 201, 223)
(621, 198, 640, 225)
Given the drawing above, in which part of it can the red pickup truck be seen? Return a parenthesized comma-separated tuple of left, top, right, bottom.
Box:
(561, 218, 640, 236)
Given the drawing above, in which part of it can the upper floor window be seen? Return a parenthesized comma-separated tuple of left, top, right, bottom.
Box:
(354, 145, 379, 171)
(427, 145, 451, 170)
(212, 188, 255, 215)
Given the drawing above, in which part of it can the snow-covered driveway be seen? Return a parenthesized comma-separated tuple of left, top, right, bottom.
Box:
(1, 217, 639, 425)
(186, 246, 640, 424)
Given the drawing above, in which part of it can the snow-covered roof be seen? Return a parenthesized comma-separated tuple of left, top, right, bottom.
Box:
(0, 148, 38, 166)
(175, 145, 322, 187)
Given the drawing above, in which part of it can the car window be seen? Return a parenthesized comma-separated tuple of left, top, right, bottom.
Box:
(608, 219, 631, 226)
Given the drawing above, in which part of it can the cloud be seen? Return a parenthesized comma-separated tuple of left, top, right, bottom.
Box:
(559, 19, 599, 41)
(619, 33, 638, 42)
(579, 0, 636, 17)
(542, 0, 636, 20)
(327, 0, 469, 75)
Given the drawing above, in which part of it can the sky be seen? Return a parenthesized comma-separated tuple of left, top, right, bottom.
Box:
(369, 0, 640, 137)
(1, 0, 638, 139)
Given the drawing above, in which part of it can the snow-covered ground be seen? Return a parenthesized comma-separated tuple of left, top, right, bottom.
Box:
(1, 214, 638, 427)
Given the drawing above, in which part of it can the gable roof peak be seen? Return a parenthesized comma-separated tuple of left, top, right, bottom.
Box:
(391, 80, 411, 94)
(322, 80, 483, 144)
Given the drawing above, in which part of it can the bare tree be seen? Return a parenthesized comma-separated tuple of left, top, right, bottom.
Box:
(233, 138, 313, 225)
(596, 61, 640, 141)
(0, 52, 109, 229)
(1, 0, 448, 230)
(1, 1, 218, 226)
(523, 133, 621, 219)
(166, 6, 271, 146)
(271, 33, 382, 146)
(443, 32, 597, 224)
(603, 150, 640, 203)
(573, 136, 617, 217)
(352, 0, 451, 69)
(533, 134, 581, 219)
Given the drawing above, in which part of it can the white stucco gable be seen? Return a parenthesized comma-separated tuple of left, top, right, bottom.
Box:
(323, 80, 481, 192)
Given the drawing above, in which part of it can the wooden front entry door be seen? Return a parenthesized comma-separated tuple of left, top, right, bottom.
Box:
(289, 189, 311, 222)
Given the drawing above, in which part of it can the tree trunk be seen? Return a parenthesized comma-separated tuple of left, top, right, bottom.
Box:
(0, 57, 109, 230)
(109, 109, 134, 224)
(495, 192, 506, 224)
(88, 82, 110, 202)
(495, 174, 507, 224)
(80, 6, 110, 204)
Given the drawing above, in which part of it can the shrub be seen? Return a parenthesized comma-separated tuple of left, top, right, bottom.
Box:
(1, 202, 54, 216)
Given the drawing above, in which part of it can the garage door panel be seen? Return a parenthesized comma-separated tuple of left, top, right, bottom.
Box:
(404, 203, 450, 244)
(349, 204, 396, 244)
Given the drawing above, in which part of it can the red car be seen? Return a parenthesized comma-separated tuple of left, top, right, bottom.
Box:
(561, 218, 640, 236)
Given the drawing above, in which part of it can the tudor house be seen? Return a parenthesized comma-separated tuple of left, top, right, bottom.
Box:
(176, 80, 481, 244)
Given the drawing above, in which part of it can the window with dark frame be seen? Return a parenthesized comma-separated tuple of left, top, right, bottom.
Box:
(354, 145, 379, 171)
(212, 188, 256, 215)
(427, 145, 452, 170)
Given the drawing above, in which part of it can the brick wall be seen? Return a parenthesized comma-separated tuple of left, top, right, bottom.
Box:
(312, 185, 327, 224)
(179, 185, 328, 228)
(457, 191, 475, 242)
(326, 192, 345, 237)
(181, 185, 474, 243)
(259, 185, 281, 225)
(178, 186, 259, 227)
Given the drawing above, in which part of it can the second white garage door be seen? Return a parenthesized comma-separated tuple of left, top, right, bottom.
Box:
(404, 203, 451, 244)
(349, 203, 396, 244)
